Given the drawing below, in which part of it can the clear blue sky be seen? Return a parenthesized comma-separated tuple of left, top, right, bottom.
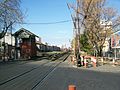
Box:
(16, 0, 120, 48)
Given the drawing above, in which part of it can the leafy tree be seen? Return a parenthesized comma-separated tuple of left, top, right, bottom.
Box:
(69, 0, 120, 56)
(71, 36, 77, 55)
(80, 32, 93, 54)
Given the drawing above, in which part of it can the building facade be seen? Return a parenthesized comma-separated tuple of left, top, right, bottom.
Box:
(111, 31, 120, 58)
(0, 32, 15, 60)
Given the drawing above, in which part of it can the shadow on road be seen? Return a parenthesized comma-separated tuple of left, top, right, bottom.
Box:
(0, 59, 120, 90)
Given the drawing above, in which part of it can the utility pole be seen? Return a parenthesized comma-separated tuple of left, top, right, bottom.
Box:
(3, 35, 5, 62)
(67, 0, 81, 67)
(75, 0, 81, 66)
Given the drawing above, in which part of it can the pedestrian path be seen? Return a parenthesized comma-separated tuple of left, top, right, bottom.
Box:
(86, 64, 120, 73)
(67, 55, 120, 74)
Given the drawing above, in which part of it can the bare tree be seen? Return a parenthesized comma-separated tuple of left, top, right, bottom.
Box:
(0, 0, 23, 39)
(69, 0, 120, 56)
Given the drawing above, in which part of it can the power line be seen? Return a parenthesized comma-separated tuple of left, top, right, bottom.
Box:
(18, 20, 72, 25)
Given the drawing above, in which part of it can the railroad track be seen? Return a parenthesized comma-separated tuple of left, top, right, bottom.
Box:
(0, 60, 49, 86)
(0, 53, 70, 90)
(31, 53, 69, 90)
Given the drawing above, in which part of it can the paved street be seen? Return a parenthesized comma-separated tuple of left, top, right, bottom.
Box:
(34, 57, 120, 90)
(0, 56, 120, 90)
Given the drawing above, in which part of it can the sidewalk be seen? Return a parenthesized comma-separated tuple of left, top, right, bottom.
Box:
(67, 56, 120, 74)
(86, 64, 120, 73)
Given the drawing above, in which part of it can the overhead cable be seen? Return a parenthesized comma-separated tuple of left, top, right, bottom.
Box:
(18, 20, 72, 25)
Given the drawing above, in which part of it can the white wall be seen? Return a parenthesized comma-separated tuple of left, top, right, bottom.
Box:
(0, 32, 15, 46)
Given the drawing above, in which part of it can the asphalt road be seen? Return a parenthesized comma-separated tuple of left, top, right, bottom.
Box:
(0, 56, 120, 90)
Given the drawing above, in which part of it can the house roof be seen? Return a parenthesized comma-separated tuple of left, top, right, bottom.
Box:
(14, 28, 39, 37)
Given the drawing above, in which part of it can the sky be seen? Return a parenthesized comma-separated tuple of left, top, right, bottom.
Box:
(16, 0, 120, 48)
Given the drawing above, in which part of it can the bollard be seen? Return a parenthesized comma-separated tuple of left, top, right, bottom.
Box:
(68, 85, 76, 90)
(101, 57, 104, 65)
(112, 58, 116, 67)
(70, 56, 73, 62)
(72, 56, 76, 65)
(71, 56, 74, 64)
(93, 62, 96, 67)
(91, 56, 97, 68)
(84, 58, 88, 68)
